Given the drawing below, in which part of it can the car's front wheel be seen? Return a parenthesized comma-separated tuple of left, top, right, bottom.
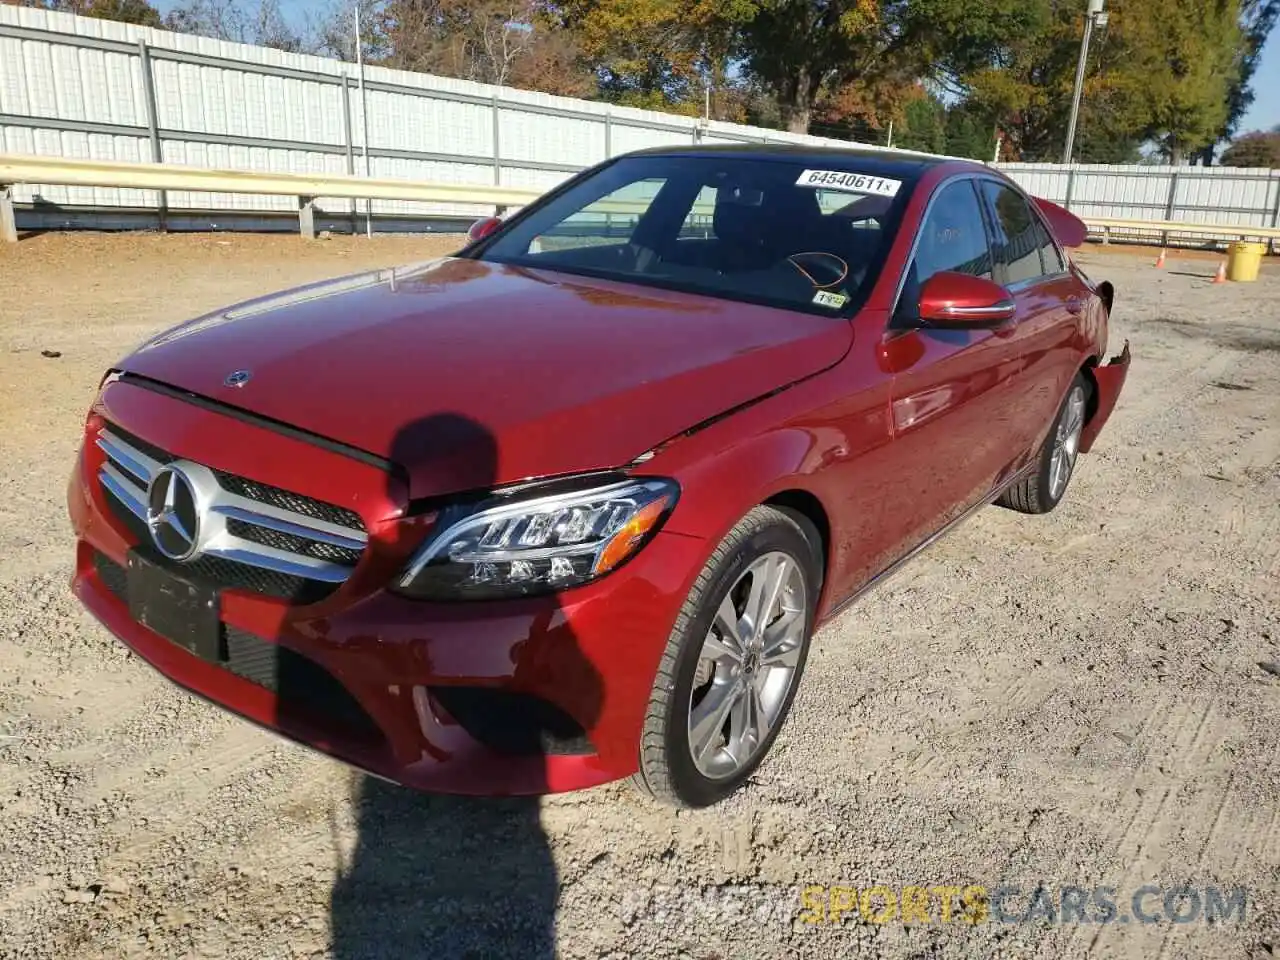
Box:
(632, 506, 822, 808)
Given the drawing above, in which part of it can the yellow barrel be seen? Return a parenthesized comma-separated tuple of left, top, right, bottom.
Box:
(1226, 241, 1264, 282)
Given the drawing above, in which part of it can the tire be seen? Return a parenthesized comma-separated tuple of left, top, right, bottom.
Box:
(632, 505, 822, 808)
(998, 373, 1089, 515)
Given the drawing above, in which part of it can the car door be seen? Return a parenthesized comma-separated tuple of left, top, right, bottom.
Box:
(877, 176, 1025, 562)
(977, 178, 1086, 461)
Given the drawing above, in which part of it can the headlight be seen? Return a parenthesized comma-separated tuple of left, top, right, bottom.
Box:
(394, 477, 679, 600)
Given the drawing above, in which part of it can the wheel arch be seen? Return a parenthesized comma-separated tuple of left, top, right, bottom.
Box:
(1096, 279, 1115, 316)
(652, 427, 841, 607)
(763, 488, 830, 584)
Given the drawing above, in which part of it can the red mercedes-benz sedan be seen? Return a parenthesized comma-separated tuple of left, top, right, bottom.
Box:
(68, 146, 1130, 807)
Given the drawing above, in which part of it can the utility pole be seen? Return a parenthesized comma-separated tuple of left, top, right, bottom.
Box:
(1063, 0, 1108, 164)
(354, 0, 373, 237)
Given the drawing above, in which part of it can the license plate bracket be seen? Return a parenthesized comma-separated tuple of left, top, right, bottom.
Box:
(126, 551, 223, 663)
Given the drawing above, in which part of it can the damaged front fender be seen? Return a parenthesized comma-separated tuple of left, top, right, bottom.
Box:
(1080, 340, 1131, 454)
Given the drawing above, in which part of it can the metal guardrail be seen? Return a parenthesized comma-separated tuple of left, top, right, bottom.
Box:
(4, 154, 1280, 254)
(1084, 215, 1280, 248)
(0, 154, 542, 241)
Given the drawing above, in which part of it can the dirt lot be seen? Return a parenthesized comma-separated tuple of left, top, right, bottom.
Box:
(0, 234, 1277, 959)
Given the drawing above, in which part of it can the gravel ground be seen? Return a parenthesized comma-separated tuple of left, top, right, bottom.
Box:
(0, 233, 1277, 960)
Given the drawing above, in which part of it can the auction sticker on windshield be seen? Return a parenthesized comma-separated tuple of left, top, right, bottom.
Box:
(795, 170, 902, 197)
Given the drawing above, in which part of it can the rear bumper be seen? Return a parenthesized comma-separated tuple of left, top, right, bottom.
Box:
(1080, 340, 1130, 454)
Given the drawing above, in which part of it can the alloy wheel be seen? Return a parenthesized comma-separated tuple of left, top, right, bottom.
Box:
(1049, 384, 1086, 500)
(687, 552, 807, 779)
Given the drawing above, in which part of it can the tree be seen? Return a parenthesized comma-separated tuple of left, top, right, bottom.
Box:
(84, 0, 161, 25)
(1220, 127, 1280, 167)
(308, 0, 391, 63)
(163, 0, 304, 51)
(889, 87, 946, 154)
(1198, 0, 1279, 163)
(377, 1, 596, 94)
(944, 102, 995, 160)
(1125, 0, 1243, 163)
(17, 0, 162, 24)
(542, 0, 753, 114)
(735, 0, 1044, 135)
(506, 27, 596, 98)
(962, 0, 1147, 162)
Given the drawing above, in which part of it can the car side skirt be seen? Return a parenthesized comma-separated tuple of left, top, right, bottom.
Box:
(819, 457, 1038, 626)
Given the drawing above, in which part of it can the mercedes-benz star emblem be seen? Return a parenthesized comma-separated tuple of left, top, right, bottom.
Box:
(224, 369, 252, 387)
(146, 466, 201, 560)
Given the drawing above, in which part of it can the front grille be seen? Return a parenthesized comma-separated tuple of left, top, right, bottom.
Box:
(226, 517, 363, 566)
(106, 423, 172, 466)
(103, 497, 334, 603)
(96, 421, 368, 603)
(214, 472, 363, 530)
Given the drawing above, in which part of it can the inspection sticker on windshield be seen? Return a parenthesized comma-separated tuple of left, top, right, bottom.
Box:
(812, 290, 849, 309)
(795, 169, 902, 196)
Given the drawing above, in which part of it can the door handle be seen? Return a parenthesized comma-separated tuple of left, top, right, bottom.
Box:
(1066, 297, 1084, 315)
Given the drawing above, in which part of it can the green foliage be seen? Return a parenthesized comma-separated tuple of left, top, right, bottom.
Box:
(21, 0, 162, 25)
(84, 0, 161, 25)
(963, 0, 1144, 162)
(896, 94, 946, 154)
(1220, 128, 1280, 167)
(1124, 0, 1243, 162)
(943, 102, 994, 160)
(58, 0, 1269, 160)
(961, 0, 1247, 164)
(544, 0, 753, 110)
(1223, 1, 1279, 140)
(739, 0, 1042, 133)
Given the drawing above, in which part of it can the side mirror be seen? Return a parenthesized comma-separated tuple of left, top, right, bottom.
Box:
(468, 216, 503, 243)
(918, 271, 1016, 327)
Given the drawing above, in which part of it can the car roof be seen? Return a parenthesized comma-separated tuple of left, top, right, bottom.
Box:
(619, 143, 974, 182)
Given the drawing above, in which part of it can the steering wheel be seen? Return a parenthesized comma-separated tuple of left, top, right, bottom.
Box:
(786, 251, 849, 289)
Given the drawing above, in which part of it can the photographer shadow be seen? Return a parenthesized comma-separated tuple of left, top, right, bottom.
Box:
(313, 412, 601, 960)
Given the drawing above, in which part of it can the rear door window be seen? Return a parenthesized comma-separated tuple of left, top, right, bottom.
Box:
(980, 182, 1062, 284)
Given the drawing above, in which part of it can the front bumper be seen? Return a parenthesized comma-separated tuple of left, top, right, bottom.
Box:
(68, 383, 706, 796)
(1080, 340, 1131, 454)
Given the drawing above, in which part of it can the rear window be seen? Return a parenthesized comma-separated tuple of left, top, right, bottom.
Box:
(477, 155, 912, 316)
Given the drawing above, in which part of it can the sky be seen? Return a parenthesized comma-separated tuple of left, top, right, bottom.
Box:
(1242, 31, 1280, 133)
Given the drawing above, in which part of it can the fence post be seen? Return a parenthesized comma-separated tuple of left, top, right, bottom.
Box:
(604, 108, 612, 160)
(298, 195, 316, 239)
(341, 75, 357, 235)
(1270, 173, 1280, 256)
(0, 184, 17, 243)
(136, 40, 167, 232)
(1162, 170, 1179, 248)
(1064, 167, 1076, 211)
(491, 95, 502, 187)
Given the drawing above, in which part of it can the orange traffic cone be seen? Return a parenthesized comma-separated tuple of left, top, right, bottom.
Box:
(1212, 261, 1227, 283)
(1154, 248, 1167, 268)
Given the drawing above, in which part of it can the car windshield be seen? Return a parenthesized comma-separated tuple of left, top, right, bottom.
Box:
(475, 155, 913, 316)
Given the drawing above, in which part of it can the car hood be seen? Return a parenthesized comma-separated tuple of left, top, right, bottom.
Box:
(119, 258, 852, 498)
